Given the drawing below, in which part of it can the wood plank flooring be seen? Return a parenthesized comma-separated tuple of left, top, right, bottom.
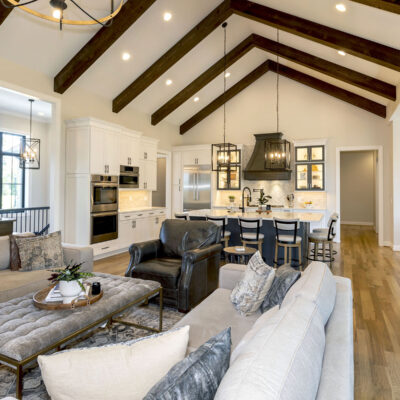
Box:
(94, 225, 400, 400)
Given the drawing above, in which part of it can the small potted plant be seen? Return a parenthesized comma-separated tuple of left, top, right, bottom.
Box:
(228, 195, 235, 203)
(257, 191, 272, 212)
(48, 262, 94, 299)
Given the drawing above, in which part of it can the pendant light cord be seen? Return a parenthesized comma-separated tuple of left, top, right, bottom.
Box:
(276, 29, 280, 133)
(223, 22, 227, 146)
(29, 99, 33, 142)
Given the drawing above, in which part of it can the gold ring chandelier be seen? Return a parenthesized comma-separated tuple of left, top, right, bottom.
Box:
(2, 0, 124, 29)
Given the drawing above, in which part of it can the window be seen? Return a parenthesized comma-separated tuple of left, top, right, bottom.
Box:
(0, 132, 25, 209)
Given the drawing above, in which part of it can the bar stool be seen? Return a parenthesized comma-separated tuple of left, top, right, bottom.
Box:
(307, 216, 338, 269)
(206, 215, 231, 248)
(238, 217, 264, 254)
(273, 218, 302, 270)
(174, 212, 190, 220)
(311, 212, 339, 258)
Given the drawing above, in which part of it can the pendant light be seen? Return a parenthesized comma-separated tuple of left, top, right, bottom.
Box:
(20, 99, 41, 170)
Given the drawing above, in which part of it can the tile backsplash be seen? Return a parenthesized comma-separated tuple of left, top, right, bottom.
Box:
(119, 190, 151, 211)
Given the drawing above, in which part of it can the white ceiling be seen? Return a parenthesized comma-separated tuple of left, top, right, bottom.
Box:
(0, 0, 399, 127)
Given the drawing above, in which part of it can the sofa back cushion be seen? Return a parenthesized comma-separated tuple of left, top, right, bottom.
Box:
(215, 296, 326, 400)
(160, 220, 220, 258)
(10, 232, 36, 271)
(0, 236, 10, 270)
(281, 261, 336, 325)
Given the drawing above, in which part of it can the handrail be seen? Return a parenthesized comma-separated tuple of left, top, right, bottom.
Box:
(0, 206, 50, 235)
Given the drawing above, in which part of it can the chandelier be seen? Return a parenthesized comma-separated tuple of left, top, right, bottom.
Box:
(20, 99, 40, 170)
(2, 0, 124, 30)
(211, 22, 240, 172)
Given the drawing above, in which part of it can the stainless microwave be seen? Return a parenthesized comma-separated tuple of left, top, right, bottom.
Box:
(119, 165, 139, 188)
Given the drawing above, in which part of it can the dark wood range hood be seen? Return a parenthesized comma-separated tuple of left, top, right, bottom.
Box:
(244, 133, 292, 181)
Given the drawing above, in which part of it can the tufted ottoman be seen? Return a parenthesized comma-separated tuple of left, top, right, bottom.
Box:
(0, 273, 163, 399)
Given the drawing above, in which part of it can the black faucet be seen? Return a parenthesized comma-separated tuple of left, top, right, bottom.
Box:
(241, 187, 252, 212)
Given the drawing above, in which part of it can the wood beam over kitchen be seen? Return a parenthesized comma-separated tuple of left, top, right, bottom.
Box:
(349, 0, 400, 14)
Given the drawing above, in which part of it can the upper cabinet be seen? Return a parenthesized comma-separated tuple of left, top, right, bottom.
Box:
(119, 129, 141, 167)
(294, 142, 326, 191)
(182, 148, 211, 166)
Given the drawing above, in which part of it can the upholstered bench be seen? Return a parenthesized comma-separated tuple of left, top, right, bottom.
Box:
(0, 273, 163, 399)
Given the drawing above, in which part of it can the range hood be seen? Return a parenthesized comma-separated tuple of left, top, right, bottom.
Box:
(244, 133, 292, 181)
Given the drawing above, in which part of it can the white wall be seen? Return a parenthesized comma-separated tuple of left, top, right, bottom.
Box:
(180, 73, 393, 244)
(0, 112, 50, 208)
(340, 151, 376, 225)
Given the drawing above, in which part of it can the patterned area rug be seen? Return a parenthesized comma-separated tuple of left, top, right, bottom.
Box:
(0, 304, 184, 399)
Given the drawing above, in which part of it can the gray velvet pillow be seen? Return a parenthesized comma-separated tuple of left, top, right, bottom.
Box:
(144, 328, 231, 400)
(261, 264, 301, 313)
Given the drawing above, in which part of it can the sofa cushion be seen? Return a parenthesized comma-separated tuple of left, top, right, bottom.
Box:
(282, 261, 336, 324)
(260, 264, 301, 313)
(10, 232, 35, 271)
(230, 251, 275, 316)
(144, 328, 231, 400)
(133, 258, 182, 289)
(0, 236, 10, 270)
(215, 296, 326, 400)
(173, 288, 260, 352)
(38, 326, 190, 400)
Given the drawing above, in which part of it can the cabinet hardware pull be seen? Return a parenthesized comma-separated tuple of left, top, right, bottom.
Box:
(101, 246, 110, 250)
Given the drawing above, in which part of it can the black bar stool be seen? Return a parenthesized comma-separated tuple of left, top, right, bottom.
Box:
(238, 217, 264, 255)
(312, 212, 339, 258)
(206, 215, 231, 248)
(174, 212, 190, 220)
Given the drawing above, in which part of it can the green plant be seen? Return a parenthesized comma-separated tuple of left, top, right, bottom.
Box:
(228, 195, 235, 202)
(48, 262, 94, 291)
(258, 191, 272, 205)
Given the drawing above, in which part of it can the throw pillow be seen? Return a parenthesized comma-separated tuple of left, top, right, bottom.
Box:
(144, 328, 231, 400)
(15, 231, 64, 272)
(260, 263, 301, 313)
(38, 326, 190, 400)
(230, 251, 275, 316)
(0, 236, 10, 270)
(9, 232, 35, 271)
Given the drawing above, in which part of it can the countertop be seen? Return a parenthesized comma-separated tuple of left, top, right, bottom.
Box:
(187, 209, 324, 223)
(119, 207, 166, 213)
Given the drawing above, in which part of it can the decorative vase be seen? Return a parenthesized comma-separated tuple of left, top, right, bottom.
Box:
(59, 280, 82, 299)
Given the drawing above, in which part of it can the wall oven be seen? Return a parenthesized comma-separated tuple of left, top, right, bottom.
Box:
(119, 165, 139, 188)
(91, 211, 118, 244)
(91, 175, 118, 213)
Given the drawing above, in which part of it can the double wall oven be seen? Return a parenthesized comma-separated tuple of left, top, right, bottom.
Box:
(90, 175, 118, 244)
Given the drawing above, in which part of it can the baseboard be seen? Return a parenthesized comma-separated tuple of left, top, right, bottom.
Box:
(392, 245, 400, 252)
(383, 241, 392, 248)
(94, 247, 129, 261)
(341, 221, 374, 226)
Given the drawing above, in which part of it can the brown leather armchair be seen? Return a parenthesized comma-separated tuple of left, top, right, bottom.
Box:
(125, 219, 222, 312)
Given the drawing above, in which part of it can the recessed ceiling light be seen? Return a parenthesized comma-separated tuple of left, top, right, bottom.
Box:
(165, 79, 173, 86)
(194, 97, 200, 102)
(335, 3, 346, 12)
(122, 52, 131, 61)
(163, 12, 172, 21)
(338, 50, 346, 56)
(52, 9, 61, 19)
(38, 112, 45, 116)
(225, 72, 231, 78)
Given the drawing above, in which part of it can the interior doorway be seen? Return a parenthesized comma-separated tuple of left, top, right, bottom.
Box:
(336, 146, 383, 246)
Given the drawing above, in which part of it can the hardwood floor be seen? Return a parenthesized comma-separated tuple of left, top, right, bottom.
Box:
(94, 225, 400, 399)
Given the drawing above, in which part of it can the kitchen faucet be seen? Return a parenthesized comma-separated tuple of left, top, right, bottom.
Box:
(241, 187, 252, 212)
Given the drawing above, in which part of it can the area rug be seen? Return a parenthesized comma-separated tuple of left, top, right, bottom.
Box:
(0, 304, 184, 399)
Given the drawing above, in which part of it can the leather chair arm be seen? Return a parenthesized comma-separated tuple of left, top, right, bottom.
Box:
(125, 239, 163, 277)
(183, 243, 222, 264)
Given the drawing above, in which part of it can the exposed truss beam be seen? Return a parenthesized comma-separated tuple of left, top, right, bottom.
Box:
(231, 0, 400, 72)
(113, 0, 233, 113)
(0, 0, 19, 25)
(54, 0, 157, 94)
(350, 0, 400, 14)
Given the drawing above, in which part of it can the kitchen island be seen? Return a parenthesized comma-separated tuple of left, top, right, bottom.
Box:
(187, 209, 324, 267)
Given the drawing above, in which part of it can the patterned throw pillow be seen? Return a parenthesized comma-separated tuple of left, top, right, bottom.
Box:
(9, 232, 36, 271)
(16, 231, 64, 272)
(230, 251, 275, 316)
(144, 328, 231, 400)
(260, 264, 301, 313)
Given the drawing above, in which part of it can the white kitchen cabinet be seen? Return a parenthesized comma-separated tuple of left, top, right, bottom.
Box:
(119, 131, 141, 167)
(140, 160, 157, 191)
(89, 126, 119, 175)
(172, 151, 182, 185)
(182, 149, 210, 166)
(140, 140, 157, 162)
(172, 184, 183, 214)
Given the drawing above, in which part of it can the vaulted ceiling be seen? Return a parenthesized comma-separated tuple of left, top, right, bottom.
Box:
(0, 0, 399, 134)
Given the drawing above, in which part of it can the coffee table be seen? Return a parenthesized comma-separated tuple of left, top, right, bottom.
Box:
(0, 273, 163, 399)
(223, 246, 257, 264)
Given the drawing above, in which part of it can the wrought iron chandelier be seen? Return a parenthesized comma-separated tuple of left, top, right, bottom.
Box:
(211, 22, 239, 172)
(2, 0, 123, 30)
(20, 99, 40, 170)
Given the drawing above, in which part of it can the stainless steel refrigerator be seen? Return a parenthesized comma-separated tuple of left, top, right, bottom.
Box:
(183, 165, 211, 211)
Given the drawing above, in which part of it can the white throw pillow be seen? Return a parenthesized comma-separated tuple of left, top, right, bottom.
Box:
(215, 297, 325, 400)
(230, 251, 275, 316)
(38, 326, 190, 400)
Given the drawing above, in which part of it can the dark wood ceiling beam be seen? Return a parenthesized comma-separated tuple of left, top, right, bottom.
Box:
(253, 34, 396, 101)
(151, 34, 254, 125)
(268, 60, 386, 118)
(180, 60, 269, 134)
(113, 0, 233, 113)
(350, 0, 400, 14)
(231, 0, 400, 72)
(0, 1, 19, 25)
(54, 0, 157, 94)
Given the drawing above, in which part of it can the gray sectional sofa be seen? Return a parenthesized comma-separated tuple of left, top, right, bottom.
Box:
(174, 261, 354, 399)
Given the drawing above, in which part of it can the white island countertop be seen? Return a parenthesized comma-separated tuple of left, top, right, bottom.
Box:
(187, 209, 324, 223)
(119, 207, 166, 213)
